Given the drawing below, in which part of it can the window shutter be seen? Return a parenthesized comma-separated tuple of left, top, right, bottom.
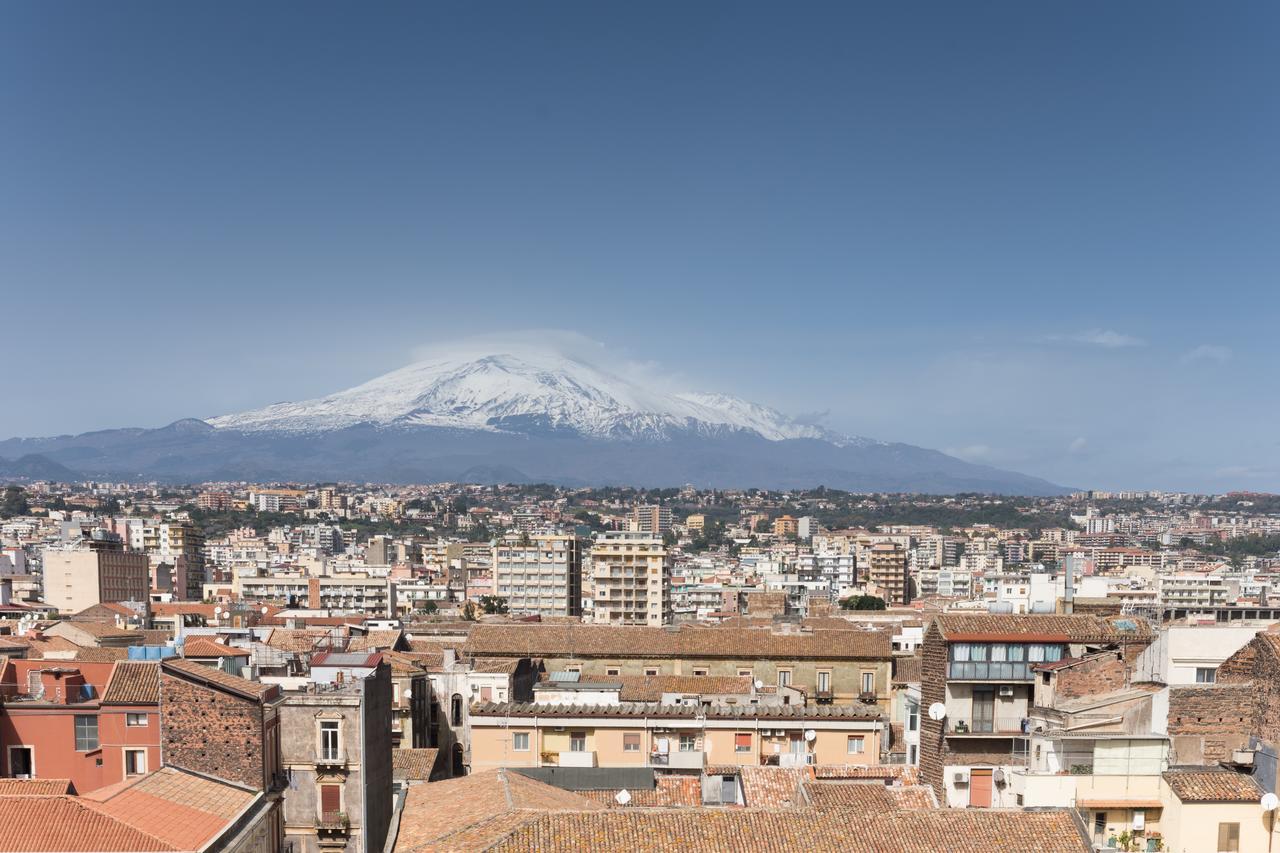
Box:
(321, 784, 341, 817)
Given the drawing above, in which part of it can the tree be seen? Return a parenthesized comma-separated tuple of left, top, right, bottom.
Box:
(416, 601, 439, 616)
(479, 595, 508, 615)
(839, 594, 887, 611)
(1, 486, 30, 518)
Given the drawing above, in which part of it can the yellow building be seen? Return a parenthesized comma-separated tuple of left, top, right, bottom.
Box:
(590, 532, 671, 626)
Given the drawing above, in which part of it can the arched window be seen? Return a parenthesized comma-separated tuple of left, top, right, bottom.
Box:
(451, 693, 463, 726)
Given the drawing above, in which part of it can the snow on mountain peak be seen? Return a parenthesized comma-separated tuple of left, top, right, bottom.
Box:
(207, 350, 874, 445)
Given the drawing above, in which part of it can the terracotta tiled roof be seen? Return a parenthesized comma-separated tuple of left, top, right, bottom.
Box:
(0, 778, 72, 795)
(79, 767, 259, 850)
(813, 764, 920, 785)
(161, 657, 277, 701)
(579, 776, 702, 808)
(264, 628, 333, 653)
(348, 629, 404, 652)
(932, 614, 1152, 643)
(0, 796, 172, 851)
(394, 768, 604, 853)
(804, 781, 937, 811)
(463, 624, 892, 661)
(393, 748, 442, 781)
(102, 661, 161, 705)
(892, 654, 922, 684)
(707, 766, 808, 808)
(181, 638, 247, 658)
(66, 646, 132, 663)
(53, 620, 136, 639)
(471, 701, 882, 721)
(486, 808, 1090, 851)
(613, 675, 755, 702)
(1163, 769, 1262, 802)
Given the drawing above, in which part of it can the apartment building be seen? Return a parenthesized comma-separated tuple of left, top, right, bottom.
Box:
(631, 505, 673, 535)
(469, 701, 884, 772)
(867, 542, 910, 606)
(42, 536, 150, 614)
(238, 575, 396, 616)
(279, 658, 393, 853)
(463, 623, 894, 710)
(1157, 573, 1231, 609)
(493, 532, 583, 618)
(590, 532, 671, 626)
(919, 614, 1155, 807)
(142, 521, 206, 600)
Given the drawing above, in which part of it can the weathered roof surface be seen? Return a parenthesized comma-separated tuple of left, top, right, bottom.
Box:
(1163, 769, 1262, 802)
(392, 748, 441, 781)
(812, 764, 920, 785)
(804, 781, 937, 811)
(470, 701, 882, 721)
(486, 808, 1089, 852)
(0, 778, 73, 795)
(161, 656, 277, 701)
(578, 776, 702, 808)
(394, 768, 605, 853)
(101, 661, 161, 705)
(52, 620, 137, 639)
(932, 614, 1153, 643)
(181, 638, 247, 658)
(892, 654, 922, 684)
(264, 627, 332, 653)
(613, 675, 755, 702)
(463, 623, 892, 660)
(348, 629, 404, 652)
(707, 766, 808, 809)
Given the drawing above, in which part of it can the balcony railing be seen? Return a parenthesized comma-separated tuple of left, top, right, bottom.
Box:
(947, 717, 1029, 736)
(559, 750, 596, 768)
(316, 811, 350, 832)
(650, 751, 705, 769)
(315, 748, 346, 766)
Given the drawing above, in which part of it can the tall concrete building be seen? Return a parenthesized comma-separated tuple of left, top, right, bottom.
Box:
(868, 541, 911, 606)
(493, 533, 583, 618)
(42, 533, 151, 614)
(590, 531, 671, 626)
(630, 504, 672, 535)
(143, 522, 206, 600)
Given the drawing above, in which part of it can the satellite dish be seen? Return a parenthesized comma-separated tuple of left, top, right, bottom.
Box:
(804, 729, 816, 742)
(213, 606, 222, 616)
(928, 702, 947, 721)
(754, 680, 764, 690)
(615, 789, 631, 805)
(403, 689, 412, 699)
(261, 606, 269, 615)
(1262, 793, 1279, 812)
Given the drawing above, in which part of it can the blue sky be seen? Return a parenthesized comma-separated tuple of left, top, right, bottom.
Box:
(2, 2, 1277, 492)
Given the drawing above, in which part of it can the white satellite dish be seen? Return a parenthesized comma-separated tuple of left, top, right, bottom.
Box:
(927, 702, 947, 721)
(403, 689, 412, 699)
(1262, 792, 1279, 812)
(261, 606, 269, 614)
(754, 680, 764, 690)
(804, 729, 816, 742)
(614, 789, 632, 806)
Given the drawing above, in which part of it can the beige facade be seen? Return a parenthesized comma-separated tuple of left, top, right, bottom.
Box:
(493, 533, 582, 618)
(590, 532, 671, 626)
(44, 548, 150, 614)
(469, 706, 882, 772)
(868, 542, 910, 605)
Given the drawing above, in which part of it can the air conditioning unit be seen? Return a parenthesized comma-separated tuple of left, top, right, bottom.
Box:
(997, 686, 1014, 697)
(953, 771, 968, 785)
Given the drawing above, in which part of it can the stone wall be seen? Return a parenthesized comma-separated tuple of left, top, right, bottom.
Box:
(161, 672, 266, 790)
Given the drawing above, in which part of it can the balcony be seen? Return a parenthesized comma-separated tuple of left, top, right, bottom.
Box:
(649, 750, 705, 769)
(946, 717, 1029, 737)
(558, 750, 597, 768)
(947, 661, 1035, 681)
(315, 811, 350, 833)
(315, 748, 347, 768)
(815, 689, 834, 704)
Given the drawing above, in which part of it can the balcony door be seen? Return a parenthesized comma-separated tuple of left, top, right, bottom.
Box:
(972, 688, 995, 734)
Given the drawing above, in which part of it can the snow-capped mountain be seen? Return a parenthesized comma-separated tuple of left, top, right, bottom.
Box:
(208, 351, 872, 445)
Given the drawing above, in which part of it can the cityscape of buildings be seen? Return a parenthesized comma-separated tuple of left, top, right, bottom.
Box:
(1, 479, 1279, 849)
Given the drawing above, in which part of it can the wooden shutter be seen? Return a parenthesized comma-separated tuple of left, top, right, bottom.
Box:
(321, 784, 341, 818)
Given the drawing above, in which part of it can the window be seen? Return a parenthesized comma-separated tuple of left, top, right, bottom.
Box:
(906, 701, 919, 732)
(606, 668, 620, 676)
(74, 715, 98, 751)
(692, 668, 709, 677)
(451, 694, 464, 726)
(623, 733, 640, 752)
(737, 669, 752, 678)
(679, 734, 697, 752)
(777, 670, 791, 688)
(644, 667, 659, 676)
(846, 736, 865, 754)
(319, 720, 340, 760)
(124, 748, 146, 775)
(512, 732, 530, 752)
(1217, 821, 1240, 852)
(734, 733, 752, 753)
(817, 671, 831, 692)
(126, 713, 148, 727)
(1196, 667, 1217, 684)
(320, 783, 342, 822)
(569, 732, 587, 752)
(861, 672, 875, 694)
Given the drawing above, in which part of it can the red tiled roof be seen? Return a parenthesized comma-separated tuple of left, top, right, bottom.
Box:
(102, 661, 161, 705)
(0, 797, 171, 851)
(161, 657, 277, 701)
(0, 778, 73, 795)
(181, 638, 247, 659)
(1163, 769, 1262, 803)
